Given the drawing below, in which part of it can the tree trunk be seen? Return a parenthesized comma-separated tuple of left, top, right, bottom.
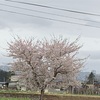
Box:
(40, 89, 44, 100)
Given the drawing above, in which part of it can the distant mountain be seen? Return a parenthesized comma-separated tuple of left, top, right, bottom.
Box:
(0, 65, 10, 71)
(77, 72, 90, 82)
(77, 71, 100, 82)
(0, 65, 100, 83)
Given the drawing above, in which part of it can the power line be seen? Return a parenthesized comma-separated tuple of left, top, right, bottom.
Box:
(5, 0, 100, 17)
(0, 3, 100, 24)
(0, 8, 100, 28)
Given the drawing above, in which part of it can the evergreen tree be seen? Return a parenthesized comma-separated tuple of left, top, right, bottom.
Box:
(0, 69, 14, 82)
(87, 72, 95, 84)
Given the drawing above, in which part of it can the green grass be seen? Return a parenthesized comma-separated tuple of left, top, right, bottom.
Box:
(0, 93, 100, 100)
(0, 97, 30, 100)
(0, 89, 37, 94)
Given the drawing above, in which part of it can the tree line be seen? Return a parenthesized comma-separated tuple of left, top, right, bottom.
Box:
(0, 69, 14, 82)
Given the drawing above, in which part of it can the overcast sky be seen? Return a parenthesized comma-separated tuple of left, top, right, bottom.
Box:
(0, 0, 100, 73)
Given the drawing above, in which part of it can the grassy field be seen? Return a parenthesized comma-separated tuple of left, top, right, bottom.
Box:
(40, 94, 99, 100)
(0, 94, 100, 100)
(0, 91, 100, 100)
(0, 97, 30, 100)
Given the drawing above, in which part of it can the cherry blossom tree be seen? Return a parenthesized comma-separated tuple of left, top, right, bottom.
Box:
(7, 36, 85, 100)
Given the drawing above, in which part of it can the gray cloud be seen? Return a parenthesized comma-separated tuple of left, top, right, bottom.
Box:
(84, 59, 100, 74)
(79, 50, 100, 60)
(0, 0, 100, 38)
(0, 0, 100, 73)
(77, 50, 100, 73)
(0, 21, 8, 29)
